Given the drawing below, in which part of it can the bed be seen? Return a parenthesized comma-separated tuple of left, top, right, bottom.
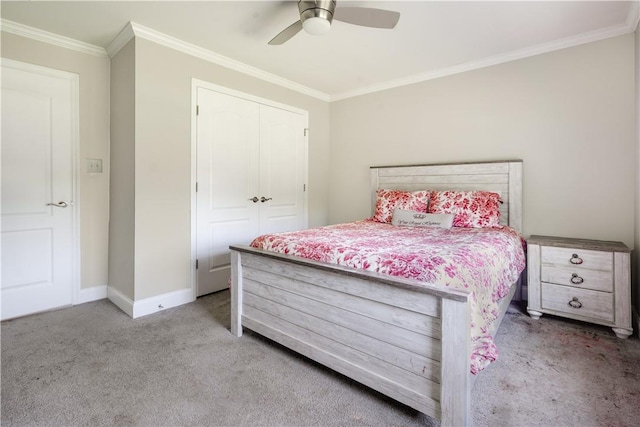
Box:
(230, 160, 524, 426)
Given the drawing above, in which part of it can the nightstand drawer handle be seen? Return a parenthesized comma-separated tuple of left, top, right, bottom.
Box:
(570, 254, 583, 265)
(570, 273, 584, 284)
(568, 297, 583, 309)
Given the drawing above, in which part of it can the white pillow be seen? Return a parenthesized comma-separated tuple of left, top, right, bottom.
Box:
(391, 209, 454, 229)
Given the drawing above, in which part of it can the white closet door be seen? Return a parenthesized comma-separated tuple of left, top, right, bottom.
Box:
(195, 86, 308, 297)
(196, 88, 260, 296)
(1, 60, 77, 320)
(258, 105, 307, 234)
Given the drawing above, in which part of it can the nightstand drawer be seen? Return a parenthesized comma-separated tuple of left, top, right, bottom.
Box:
(541, 283, 614, 323)
(541, 246, 613, 272)
(540, 265, 613, 292)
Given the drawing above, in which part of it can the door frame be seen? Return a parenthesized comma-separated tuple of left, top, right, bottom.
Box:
(190, 79, 309, 299)
(1, 58, 81, 306)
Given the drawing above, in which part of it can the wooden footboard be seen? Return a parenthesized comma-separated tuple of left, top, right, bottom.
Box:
(230, 245, 473, 426)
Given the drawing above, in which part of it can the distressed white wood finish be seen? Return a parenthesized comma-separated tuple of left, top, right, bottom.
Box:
(233, 248, 467, 420)
(540, 245, 613, 293)
(527, 235, 632, 338)
(230, 250, 243, 337)
(541, 246, 613, 271)
(508, 163, 523, 235)
(370, 160, 523, 233)
(613, 252, 632, 339)
(526, 243, 543, 320)
(440, 298, 471, 427)
(231, 160, 524, 426)
(541, 283, 614, 322)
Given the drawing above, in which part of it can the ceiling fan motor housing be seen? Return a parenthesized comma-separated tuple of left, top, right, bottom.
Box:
(299, 0, 336, 35)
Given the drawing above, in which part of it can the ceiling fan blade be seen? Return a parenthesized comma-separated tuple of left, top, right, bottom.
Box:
(268, 20, 303, 45)
(333, 7, 400, 29)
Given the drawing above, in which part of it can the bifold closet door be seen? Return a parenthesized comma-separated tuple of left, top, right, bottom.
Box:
(196, 87, 307, 296)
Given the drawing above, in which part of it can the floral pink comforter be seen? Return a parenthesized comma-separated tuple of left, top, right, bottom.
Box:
(250, 220, 526, 374)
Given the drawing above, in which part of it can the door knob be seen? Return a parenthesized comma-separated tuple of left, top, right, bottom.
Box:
(260, 197, 272, 203)
(248, 197, 259, 203)
(46, 201, 68, 208)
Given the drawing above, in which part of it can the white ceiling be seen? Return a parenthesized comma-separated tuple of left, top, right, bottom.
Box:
(2, 1, 638, 101)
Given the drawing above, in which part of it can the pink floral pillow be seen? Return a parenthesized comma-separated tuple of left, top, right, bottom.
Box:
(428, 190, 502, 228)
(372, 189, 430, 223)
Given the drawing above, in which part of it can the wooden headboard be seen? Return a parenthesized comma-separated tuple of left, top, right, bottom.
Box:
(370, 160, 523, 233)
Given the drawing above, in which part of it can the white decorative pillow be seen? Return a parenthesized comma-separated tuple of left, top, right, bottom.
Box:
(391, 209, 454, 229)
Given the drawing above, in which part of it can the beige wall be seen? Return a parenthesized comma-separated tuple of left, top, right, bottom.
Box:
(109, 39, 135, 300)
(1, 32, 111, 290)
(130, 38, 330, 299)
(330, 35, 635, 249)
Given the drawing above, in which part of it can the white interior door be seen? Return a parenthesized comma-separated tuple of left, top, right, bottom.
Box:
(196, 88, 260, 296)
(1, 59, 78, 320)
(259, 105, 307, 234)
(195, 86, 308, 297)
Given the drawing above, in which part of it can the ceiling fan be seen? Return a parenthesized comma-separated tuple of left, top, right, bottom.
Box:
(269, 0, 400, 45)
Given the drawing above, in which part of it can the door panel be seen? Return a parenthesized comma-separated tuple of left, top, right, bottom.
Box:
(259, 105, 307, 234)
(2, 88, 52, 215)
(1, 61, 76, 320)
(209, 220, 253, 266)
(2, 229, 53, 289)
(196, 89, 260, 296)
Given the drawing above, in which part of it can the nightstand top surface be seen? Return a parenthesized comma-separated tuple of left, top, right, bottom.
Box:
(527, 235, 630, 252)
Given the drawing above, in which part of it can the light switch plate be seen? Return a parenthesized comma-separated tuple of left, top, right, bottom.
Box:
(87, 158, 103, 173)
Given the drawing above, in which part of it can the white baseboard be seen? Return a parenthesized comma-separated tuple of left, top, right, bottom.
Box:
(132, 288, 194, 319)
(107, 286, 134, 318)
(76, 285, 107, 304)
(107, 286, 194, 319)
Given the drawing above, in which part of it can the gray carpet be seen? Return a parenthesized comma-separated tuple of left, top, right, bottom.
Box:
(2, 290, 639, 426)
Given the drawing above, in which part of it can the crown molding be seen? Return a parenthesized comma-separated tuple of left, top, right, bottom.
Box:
(0, 19, 107, 57)
(331, 19, 637, 102)
(106, 22, 136, 57)
(110, 21, 330, 102)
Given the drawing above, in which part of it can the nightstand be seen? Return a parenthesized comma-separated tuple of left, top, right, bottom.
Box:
(527, 235, 632, 339)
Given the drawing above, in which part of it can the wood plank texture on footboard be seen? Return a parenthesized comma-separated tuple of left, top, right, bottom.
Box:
(230, 247, 472, 425)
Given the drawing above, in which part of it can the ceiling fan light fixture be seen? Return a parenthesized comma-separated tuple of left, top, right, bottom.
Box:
(269, 0, 399, 45)
(303, 16, 331, 35)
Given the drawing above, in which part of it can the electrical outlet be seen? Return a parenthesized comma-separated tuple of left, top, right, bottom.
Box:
(87, 158, 103, 173)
